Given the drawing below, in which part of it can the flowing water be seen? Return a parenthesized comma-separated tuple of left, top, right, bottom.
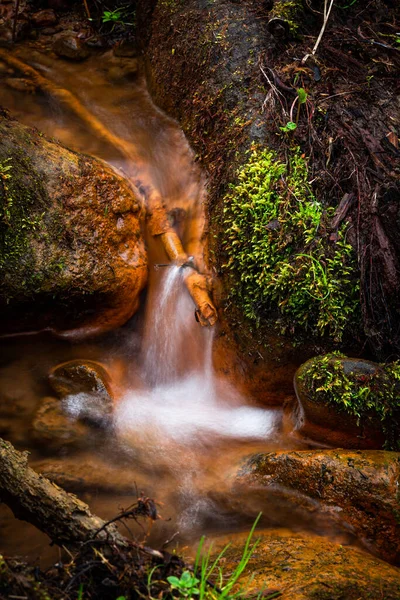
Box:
(0, 46, 359, 565)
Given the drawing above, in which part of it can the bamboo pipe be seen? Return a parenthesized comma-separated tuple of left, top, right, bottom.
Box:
(0, 50, 218, 325)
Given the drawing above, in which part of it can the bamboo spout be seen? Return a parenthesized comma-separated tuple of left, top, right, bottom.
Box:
(183, 268, 218, 327)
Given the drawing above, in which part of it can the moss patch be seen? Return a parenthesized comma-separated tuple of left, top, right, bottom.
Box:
(299, 353, 400, 450)
(221, 147, 360, 341)
(0, 155, 47, 300)
(269, 0, 305, 35)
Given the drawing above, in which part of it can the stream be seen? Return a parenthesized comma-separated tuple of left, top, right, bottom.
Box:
(0, 47, 359, 566)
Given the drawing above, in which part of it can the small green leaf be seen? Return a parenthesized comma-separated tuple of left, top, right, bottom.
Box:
(297, 87, 308, 104)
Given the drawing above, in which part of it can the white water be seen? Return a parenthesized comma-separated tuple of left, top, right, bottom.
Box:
(115, 267, 278, 447)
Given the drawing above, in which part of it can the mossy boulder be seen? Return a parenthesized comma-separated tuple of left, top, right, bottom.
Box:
(0, 111, 147, 337)
(236, 449, 400, 564)
(209, 529, 400, 599)
(293, 354, 400, 449)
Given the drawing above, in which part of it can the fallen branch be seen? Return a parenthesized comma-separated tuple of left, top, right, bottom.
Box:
(0, 437, 127, 549)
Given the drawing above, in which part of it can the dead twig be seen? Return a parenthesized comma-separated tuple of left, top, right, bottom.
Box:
(12, 0, 20, 42)
(302, 0, 335, 63)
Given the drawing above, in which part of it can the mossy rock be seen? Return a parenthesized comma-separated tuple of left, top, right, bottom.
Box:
(31, 396, 89, 450)
(0, 111, 147, 337)
(293, 354, 400, 449)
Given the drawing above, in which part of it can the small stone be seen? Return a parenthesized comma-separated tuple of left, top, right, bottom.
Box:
(5, 78, 36, 93)
(53, 35, 90, 61)
(41, 26, 62, 36)
(85, 35, 107, 49)
(107, 58, 138, 82)
(31, 9, 58, 28)
(49, 360, 114, 427)
(112, 39, 138, 58)
(31, 396, 87, 448)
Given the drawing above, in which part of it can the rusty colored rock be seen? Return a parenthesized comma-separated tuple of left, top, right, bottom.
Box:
(31, 396, 88, 449)
(0, 112, 147, 337)
(31, 455, 148, 495)
(237, 449, 400, 564)
(209, 529, 400, 599)
(49, 360, 114, 427)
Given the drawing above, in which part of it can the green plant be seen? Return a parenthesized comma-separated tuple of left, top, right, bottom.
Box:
(279, 121, 297, 133)
(222, 147, 360, 341)
(165, 515, 266, 599)
(193, 513, 262, 599)
(101, 6, 135, 29)
(168, 571, 200, 597)
(299, 353, 400, 450)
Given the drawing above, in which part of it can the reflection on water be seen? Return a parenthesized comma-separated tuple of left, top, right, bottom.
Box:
(0, 46, 358, 565)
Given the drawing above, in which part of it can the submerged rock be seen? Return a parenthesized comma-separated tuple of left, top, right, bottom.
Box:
(31, 456, 147, 495)
(0, 112, 147, 337)
(31, 396, 88, 449)
(237, 449, 400, 564)
(31, 10, 58, 28)
(53, 34, 90, 61)
(293, 354, 400, 449)
(210, 529, 400, 599)
(49, 360, 114, 427)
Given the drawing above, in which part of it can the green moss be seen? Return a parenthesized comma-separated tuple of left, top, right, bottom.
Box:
(269, 0, 305, 35)
(222, 147, 360, 341)
(0, 156, 47, 300)
(299, 353, 400, 450)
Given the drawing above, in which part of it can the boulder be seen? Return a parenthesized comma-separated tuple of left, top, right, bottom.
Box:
(53, 34, 90, 61)
(31, 396, 88, 449)
(209, 529, 400, 599)
(0, 112, 147, 337)
(236, 449, 400, 564)
(292, 355, 400, 449)
(49, 360, 114, 427)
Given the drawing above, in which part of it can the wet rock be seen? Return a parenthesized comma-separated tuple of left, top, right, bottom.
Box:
(31, 9, 58, 28)
(237, 449, 400, 564)
(53, 34, 90, 61)
(31, 396, 87, 449)
(0, 113, 147, 336)
(0, 61, 13, 75)
(49, 360, 114, 427)
(5, 77, 36, 93)
(41, 26, 63, 36)
(210, 529, 400, 599)
(31, 456, 146, 495)
(85, 35, 107, 49)
(293, 355, 399, 449)
(112, 39, 138, 58)
(106, 58, 139, 82)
